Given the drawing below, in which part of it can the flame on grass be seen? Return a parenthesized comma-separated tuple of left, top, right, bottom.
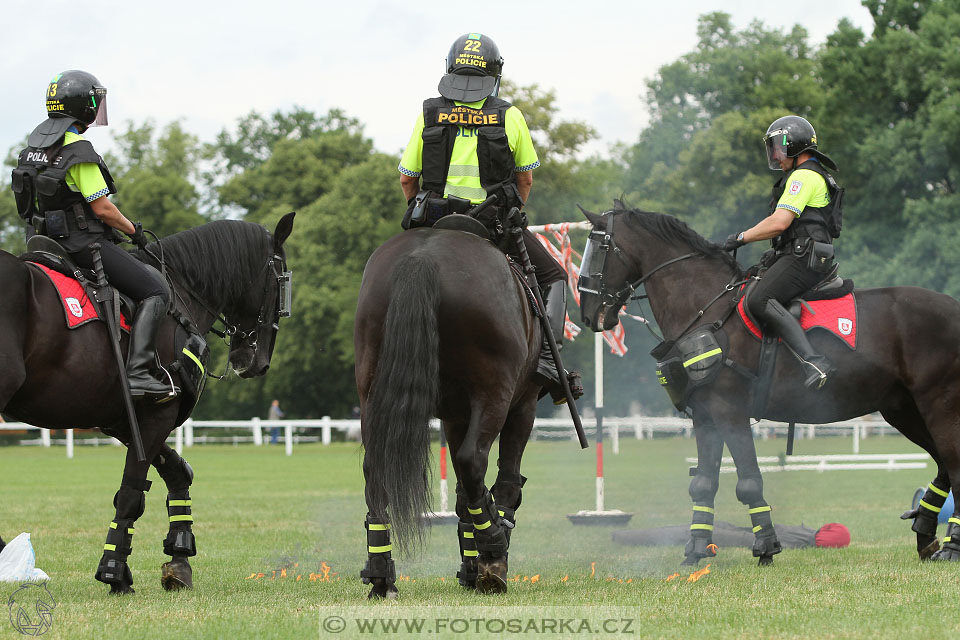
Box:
(664, 564, 711, 583)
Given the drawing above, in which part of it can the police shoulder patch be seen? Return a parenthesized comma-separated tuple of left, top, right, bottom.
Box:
(789, 180, 803, 196)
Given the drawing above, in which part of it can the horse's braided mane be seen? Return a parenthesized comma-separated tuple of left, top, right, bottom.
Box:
(614, 203, 745, 277)
(151, 219, 271, 309)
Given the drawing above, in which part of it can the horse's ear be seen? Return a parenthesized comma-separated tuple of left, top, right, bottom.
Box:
(274, 211, 296, 249)
(577, 204, 606, 229)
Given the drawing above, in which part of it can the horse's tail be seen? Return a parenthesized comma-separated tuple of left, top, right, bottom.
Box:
(363, 254, 440, 553)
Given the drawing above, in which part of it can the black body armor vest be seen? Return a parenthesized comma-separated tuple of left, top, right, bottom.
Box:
(12, 138, 117, 252)
(419, 96, 521, 210)
(769, 159, 844, 250)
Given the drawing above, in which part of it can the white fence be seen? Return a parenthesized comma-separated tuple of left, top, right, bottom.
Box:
(0, 416, 906, 458)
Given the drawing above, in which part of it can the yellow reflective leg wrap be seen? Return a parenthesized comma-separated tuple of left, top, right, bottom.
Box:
(361, 514, 395, 585)
(164, 490, 197, 557)
(690, 503, 715, 536)
(919, 483, 950, 514)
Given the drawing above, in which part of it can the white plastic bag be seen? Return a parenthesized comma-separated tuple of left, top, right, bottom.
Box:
(0, 533, 50, 582)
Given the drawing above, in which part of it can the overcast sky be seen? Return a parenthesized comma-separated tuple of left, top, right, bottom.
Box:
(3, 0, 875, 161)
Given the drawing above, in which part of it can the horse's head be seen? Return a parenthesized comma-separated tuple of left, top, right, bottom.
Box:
(578, 206, 637, 332)
(226, 212, 296, 378)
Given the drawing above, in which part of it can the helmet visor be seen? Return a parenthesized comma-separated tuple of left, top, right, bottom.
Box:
(90, 87, 108, 127)
(764, 129, 788, 170)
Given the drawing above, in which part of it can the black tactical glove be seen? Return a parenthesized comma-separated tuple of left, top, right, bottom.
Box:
(722, 233, 745, 252)
(128, 222, 148, 249)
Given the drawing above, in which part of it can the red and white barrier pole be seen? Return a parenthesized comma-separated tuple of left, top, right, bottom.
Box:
(422, 423, 459, 525)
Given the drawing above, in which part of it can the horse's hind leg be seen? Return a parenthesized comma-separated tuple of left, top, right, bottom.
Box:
(443, 420, 479, 588)
(683, 406, 723, 566)
(360, 456, 398, 600)
(152, 445, 197, 590)
(454, 402, 512, 594)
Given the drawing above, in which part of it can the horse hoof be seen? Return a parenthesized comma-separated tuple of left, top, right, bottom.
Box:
(918, 539, 940, 561)
(367, 583, 399, 600)
(757, 554, 775, 567)
(109, 583, 135, 595)
(476, 573, 507, 594)
(161, 559, 193, 591)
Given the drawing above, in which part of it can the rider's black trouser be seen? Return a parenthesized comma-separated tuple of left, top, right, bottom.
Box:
(509, 228, 565, 287)
(70, 241, 167, 303)
(746, 252, 823, 320)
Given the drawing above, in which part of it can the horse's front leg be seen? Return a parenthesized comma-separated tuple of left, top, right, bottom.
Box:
(153, 445, 197, 590)
(683, 405, 723, 566)
(95, 448, 153, 594)
(717, 407, 781, 566)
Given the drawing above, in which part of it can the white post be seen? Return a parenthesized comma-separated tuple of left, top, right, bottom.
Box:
(175, 425, 183, 455)
(595, 332, 604, 512)
(321, 416, 331, 445)
(285, 423, 293, 456)
(66, 429, 74, 459)
(853, 421, 860, 454)
(252, 416, 263, 446)
(185, 418, 194, 448)
(41, 429, 51, 448)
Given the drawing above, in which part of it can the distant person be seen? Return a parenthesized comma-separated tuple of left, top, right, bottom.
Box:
(268, 399, 284, 445)
(722, 115, 844, 389)
(612, 521, 850, 550)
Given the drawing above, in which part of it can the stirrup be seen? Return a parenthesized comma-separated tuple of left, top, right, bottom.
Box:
(549, 371, 584, 405)
(802, 359, 833, 389)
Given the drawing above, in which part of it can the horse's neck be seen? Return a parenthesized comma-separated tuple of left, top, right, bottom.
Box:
(642, 249, 736, 341)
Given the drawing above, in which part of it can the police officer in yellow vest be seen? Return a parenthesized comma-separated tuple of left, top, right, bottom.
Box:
(12, 70, 174, 398)
(398, 33, 579, 403)
(723, 115, 843, 389)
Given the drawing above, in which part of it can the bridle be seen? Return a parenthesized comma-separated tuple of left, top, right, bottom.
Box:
(578, 212, 749, 340)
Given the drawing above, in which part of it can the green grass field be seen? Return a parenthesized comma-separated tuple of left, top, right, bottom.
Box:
(1, 433, 958, 639)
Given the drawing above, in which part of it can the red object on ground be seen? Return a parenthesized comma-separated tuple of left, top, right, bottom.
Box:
(815, 523, 851, 548)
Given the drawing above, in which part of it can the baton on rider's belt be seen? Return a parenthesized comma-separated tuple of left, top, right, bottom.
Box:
(89, 243, 147, 462)
(506, 207, 588, 449)
(464, 193, 499, 218)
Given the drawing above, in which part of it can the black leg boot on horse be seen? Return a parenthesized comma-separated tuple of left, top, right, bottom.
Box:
(95, 477, 151, 594)
(533, 281, 583, 404)
(126, 296, 177, 398)
(933, 514, 960, 561)
(760, 299, 835, 389)
(154, 447, 197, 589)
(467, 490, 511, 594)
(736, 474, 782, 566)
(360, 513, 398, 599)
(901, 479, 949, 559)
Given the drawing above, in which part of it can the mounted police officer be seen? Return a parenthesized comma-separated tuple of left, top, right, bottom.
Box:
(11, 70, 174, 398)
(724, 115, 843, 389)
(398, 34, 579, 403)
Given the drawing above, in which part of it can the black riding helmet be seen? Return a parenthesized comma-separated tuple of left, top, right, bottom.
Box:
(28, 70, 108, 148)
(438, 33, 504, 102)
(763, 115, 837, 171)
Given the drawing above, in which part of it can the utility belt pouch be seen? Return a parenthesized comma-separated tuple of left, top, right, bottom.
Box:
(807, 241, 835, 273)
(651, 340, 688, 413)
(31, 214, 46, 236)
(425, 197, 449, 225)
(403, 189, 431, 230)
(446, 195, 470, 215)
(72, 203, 89, 230)
(44, 210, 70, 239)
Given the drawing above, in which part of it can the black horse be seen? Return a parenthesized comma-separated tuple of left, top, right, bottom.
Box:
(0, 212, 295, 593)
(578, 202, 960, 565)
(354, 226, 542, 598)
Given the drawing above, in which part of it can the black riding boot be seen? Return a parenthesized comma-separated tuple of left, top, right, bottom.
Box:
(126, 295, 175, 397)
(761, 299, 835, 388)
(533, 281, 583, 404)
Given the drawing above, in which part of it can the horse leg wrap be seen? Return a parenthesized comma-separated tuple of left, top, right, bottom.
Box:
(163, 490, 197, 557)
(95, 479, 149, 587)
(359, 514, 395, 586)
(95, 518, 136, 586)
(156, 451, 194, 492)
(456, 521, 478, 587)
(748, 504, 782, 558)
(685, 504, 717, 559)
(938, 518, 960, 555)
(735, 475, 764, 506)
(468, 491, 508, 557)
(688, 472, 718, 503)
(901, 482, 948, 539)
